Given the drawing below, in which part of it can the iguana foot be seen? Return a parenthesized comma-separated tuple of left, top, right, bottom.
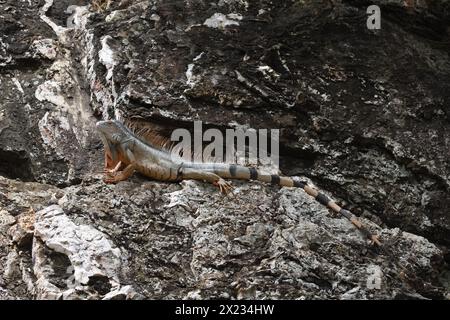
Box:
(103, 172, 119, 184)
(103, 163, 136, 184)
(370, 234, 381, 246)
(213, 178, 234, 194)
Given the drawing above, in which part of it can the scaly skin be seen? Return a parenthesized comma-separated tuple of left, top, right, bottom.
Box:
(96, 120, 381, 246)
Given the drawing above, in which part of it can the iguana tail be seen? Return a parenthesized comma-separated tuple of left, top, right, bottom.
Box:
(185, 162, 381, 246)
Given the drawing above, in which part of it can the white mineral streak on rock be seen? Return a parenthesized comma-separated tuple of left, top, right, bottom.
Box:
(11, 77, 24, 94)
(35, 8, 98, 153)
(194, 52, 205, 61)
(40, 15, 68, 44)
(98, 36, 119, 106)
(65, 5, 91, 29)
(40, 2, 91, 43)
(35, 3, 75, 110)
(99, 36, 117, 81)
(186, 63, 198, 88)
(0, 37, 12, 67)
(32, 205, 130, 299)
(150, 13, 160, 21)
(85, 32, 112, 118)
(105, 9, 127, 23)
(35, 59, 73, 108)
(65, 3, 122, 118)
(106, 1, 151, 23)
(185, 53, 205, 88)
(258, 65, 280, 81)
(31, 39, 58, 60)
(203, 13, 242, 29)
(155, 107, 178, 119)
(39, 0, 54, 15)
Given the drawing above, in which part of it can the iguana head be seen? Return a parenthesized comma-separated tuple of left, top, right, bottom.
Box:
(96, 120, 129, 167)
(96, 120, 128, 143)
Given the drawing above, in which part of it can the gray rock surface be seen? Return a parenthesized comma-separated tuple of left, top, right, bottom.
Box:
(0, 0, 449, 299)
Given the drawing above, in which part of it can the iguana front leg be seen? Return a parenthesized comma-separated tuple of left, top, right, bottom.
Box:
(103, 145, 125, 172)
(104, 163, 137, 183)
(180, 168, 233, 194)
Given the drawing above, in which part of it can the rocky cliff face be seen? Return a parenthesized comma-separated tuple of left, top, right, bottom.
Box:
(0, 0, 449, 299)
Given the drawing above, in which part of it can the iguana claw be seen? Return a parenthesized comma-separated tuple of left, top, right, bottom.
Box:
(214, 178, 234, 195)
(104, 161, 122, 174)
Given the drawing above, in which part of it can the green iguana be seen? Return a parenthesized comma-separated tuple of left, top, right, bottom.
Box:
(96, 119, 381, 246)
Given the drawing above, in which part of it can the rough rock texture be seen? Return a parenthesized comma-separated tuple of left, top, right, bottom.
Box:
(0, 0, 449, 299)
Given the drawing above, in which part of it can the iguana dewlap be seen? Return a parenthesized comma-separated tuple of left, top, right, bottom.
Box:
(96, 120, 381, 246)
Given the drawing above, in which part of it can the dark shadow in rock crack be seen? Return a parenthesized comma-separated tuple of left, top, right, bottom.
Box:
(47, 250, 73, 290)
(0, 149, 34, 181)
(87, 275, 112, 295)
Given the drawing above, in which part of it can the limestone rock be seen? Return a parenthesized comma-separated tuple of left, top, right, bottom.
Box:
(0, 0, 448, 299)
